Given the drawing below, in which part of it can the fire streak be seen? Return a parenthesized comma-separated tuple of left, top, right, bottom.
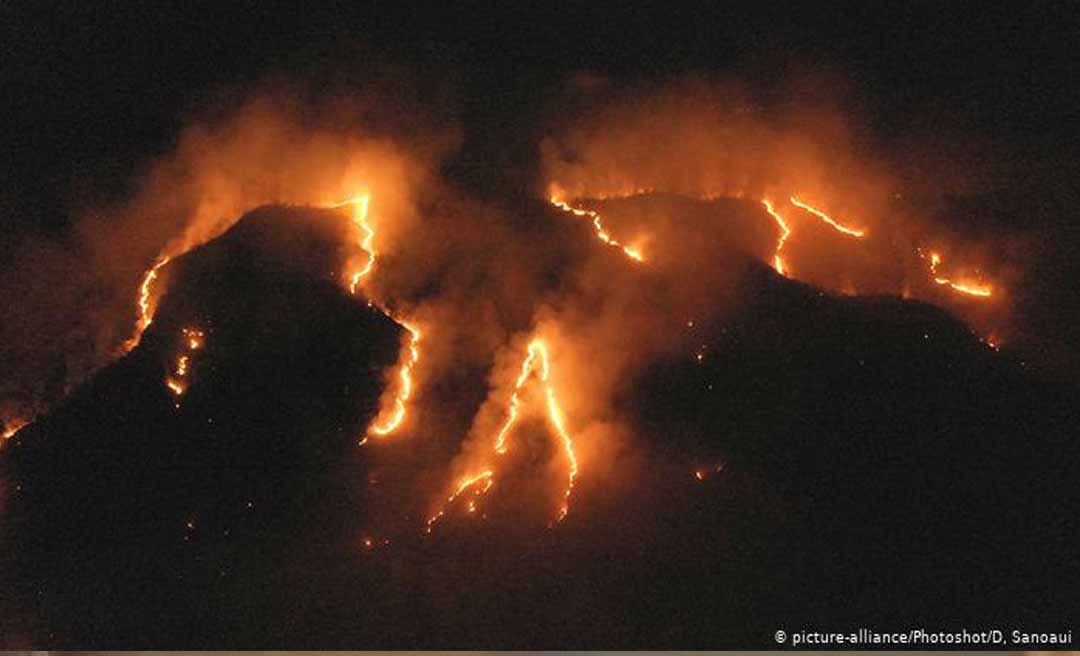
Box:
(2, 418, 29, 441)
(428, 338, 579, 531)
(761, 199, 791, 275)
(328, 195, 425, 442)
(329, 195, 375, 294)
(425, 470, 494, 533)
(926, 252, 993, 298)
(367, 321, 421, 437)
(123, 256, 171, 352)
(789, 196, 867, 237)
(550, 198, 644, 262)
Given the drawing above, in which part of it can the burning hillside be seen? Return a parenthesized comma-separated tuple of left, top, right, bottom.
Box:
(2, 191, 1078, 647)
(1, 71, 1078, 649)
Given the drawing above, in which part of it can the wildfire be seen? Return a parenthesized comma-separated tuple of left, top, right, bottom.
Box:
(328, 195, 375, 294)
(326, 194, 425, 443)
(925, 251, 993, 298)
(2, 417, 29, 441)
(789, 196, 867, 237)
(550, 198, 644, 262)
(760, 199, 791, 275)
(493, 340, 549, 454)
(165, 327, 204, 407)
(427, 338, 579, 531)
(367, 321, 422, 438)
(122, 256, 172, 352)
(425, 470, 494, 533)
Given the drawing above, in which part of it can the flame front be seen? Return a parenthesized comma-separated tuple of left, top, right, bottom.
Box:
(925, 251, 993, 298)
(428, 338, 579, 531)
(761, 199, 792, 275)
(367, 321, 422, 438)
(425, 470, 494, 533)
(329, 195, 375, 294)
(328, 195, 425, 443)
(550, 198, 645, 262)
(2, 417, 29, 442)
(122, 256, 172, 352)
(789, 196, 867, 238)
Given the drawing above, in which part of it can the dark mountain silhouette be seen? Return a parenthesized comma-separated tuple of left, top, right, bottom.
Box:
(1, 202, 1076, 648)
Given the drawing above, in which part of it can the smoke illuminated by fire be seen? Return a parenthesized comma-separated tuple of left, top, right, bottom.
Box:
(539, 76, 1007, 330)
(0, 73, 1031, 544)
(329, 195, 376, 294)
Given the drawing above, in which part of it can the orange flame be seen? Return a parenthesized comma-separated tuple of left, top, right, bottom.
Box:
(367, 321, 422, 438)
(327, 195, 425, 443)
(429, 338, 579, 531)
(550, 198, 645, 262)
(926, 251, 993, 298)
(328, 195, 375, 294)
(425, 470, 494, 533)
(761, 199, 791, 276)
(789, 196, 867, 238)
(122, 256, 171, 352)
(2, 417, 29, 441)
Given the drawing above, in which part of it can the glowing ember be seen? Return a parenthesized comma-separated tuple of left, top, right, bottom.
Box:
(165, 327, 205, 406)
(789, 196, 867, 237)
(426, 470, 494, 533)
(761, 199, 791, 275)
(550, 197, 645, 262)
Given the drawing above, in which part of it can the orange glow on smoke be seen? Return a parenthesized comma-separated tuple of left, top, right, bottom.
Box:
(761, 199, 791, 275)
(428, 338, 579, 531)
(550, 198, 645, 262)
(122, 256, 171, 352)
(328, 195, 375, 294)
(789, 196, 867, 238)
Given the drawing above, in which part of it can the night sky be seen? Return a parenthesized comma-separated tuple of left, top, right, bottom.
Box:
(4, 2, 1079, 232)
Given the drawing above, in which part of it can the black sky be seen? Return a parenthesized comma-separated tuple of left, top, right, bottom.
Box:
(2, 1, 1078, 235)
